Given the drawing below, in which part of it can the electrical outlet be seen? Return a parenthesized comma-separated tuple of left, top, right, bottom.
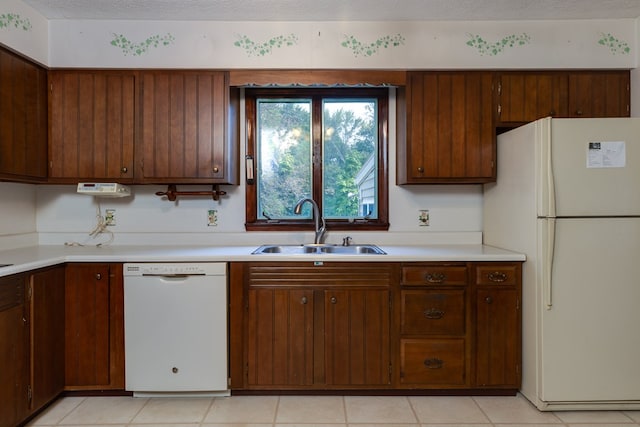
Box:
(207, 209, 218, 226)
(105, 209, 116, 226)
(418, 209, 429, 226)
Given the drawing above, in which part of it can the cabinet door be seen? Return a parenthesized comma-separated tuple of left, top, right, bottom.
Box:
(324, 289, 390, 386)
(64, 263, 124, 389)
(137, 71, 237, 184)
(497, 72, 568, 123)
(400, 71, 495, 184)
(0, 48, 47, 182)
(49, 71, 135, 181)
(568, 71, 630, 117)
(247, 288, 314, 387)
(29, 266, 65, 411)
(0, 274, 28, 427)
(475, 264, 521, 388)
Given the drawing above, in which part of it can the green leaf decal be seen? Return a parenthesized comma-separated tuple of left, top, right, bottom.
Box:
(0, 13, 32, 31)
(597, 33, 630, 55)
(466, 33, 530, 56)
(341, 34, 405, 57)
(234, 34, 298, 57)
(110, 33, 175, 56)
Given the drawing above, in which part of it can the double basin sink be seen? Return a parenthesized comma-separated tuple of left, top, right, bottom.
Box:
(252, 244, 386, 255)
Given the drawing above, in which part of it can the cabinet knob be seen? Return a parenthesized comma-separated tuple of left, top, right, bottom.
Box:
(423, 358, 443, 369)
(487, 272, 507, 282)
(121, 166, 128, 173)
(485, 296, 493, 304)
(172, 367, 179, 373)
(417, 167, 424, 173)
(95, 273, 102, 280)
(575, 109, 583, 116)
(301, 296, 308, 305)
(212, 166, 219, 173)
(549, 110, 556, 117)
(425, 273, 445, 283)
(330, 296, 337, 304)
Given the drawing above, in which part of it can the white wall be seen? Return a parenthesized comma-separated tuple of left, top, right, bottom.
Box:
(0, 182, 38, 249)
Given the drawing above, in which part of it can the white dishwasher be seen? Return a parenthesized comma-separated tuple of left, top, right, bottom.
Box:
(123, 263, 229, 397)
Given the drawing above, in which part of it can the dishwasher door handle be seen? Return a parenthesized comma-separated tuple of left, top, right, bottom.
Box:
(141, 273, 206, 278)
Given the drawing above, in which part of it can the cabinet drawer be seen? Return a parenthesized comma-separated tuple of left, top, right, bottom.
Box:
(402, 265, 467, 286)
(401, 290, 465, 335)
(475, 265, 518, 286)
(400, 339, 466, 385)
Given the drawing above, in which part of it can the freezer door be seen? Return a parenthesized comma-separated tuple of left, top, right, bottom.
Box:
(548, 118, 640, 216)
(539, 217, 640, 402)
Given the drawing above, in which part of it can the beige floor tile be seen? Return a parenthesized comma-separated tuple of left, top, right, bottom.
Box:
(345, 396, 416, 423)
(277, 396, 346, 423)
(472, 394, 563, 424)
(554, 410, 636, 423)
(27, 397, 86, 425)
(409, 396, 490, 424)
(204, 396, 279, 423)
(58, 396, 148, 425)
(131, 397, 213, 423)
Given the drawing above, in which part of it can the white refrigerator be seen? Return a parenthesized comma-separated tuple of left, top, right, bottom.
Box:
(484, 117, 640, 411)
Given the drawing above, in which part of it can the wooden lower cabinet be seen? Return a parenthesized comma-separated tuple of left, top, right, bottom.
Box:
(64, 263, 125, 390)
(0, 273, 29, 427)
(231, 260, 522, 393)
(233, 262, 395, 390)
(0, 266, 65, 427)
(29, 266, 65, 411)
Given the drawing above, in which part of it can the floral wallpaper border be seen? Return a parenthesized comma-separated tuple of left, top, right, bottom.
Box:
(110, 33, 175, 56)
(0, 13, 31, 31)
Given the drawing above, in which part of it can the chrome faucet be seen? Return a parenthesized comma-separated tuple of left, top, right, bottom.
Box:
(294, 198, 326, 244)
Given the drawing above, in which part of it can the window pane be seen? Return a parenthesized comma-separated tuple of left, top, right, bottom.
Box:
(257, 99, 312, 219)
(322, 99, 378, 219)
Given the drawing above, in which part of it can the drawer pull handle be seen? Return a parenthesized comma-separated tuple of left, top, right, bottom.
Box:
(424, 358, 443, 369)
(487, 272, 507, 282)
(301, 296, 308, 304)
(95, 273, 102, 280)
(485, 296, 493, 304)
(330, 296, 337, 304)
(423, 308, 445, 319)
(425, 273, 445, 283)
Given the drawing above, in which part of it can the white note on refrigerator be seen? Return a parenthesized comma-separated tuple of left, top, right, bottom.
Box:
(587, 141, 626, 168)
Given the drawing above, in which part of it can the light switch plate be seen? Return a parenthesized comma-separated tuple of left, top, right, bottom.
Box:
(419, 209, 429, 226)
(208, 209, 218, 226)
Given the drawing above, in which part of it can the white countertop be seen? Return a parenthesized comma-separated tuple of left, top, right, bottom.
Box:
(0, 244, 525, 277)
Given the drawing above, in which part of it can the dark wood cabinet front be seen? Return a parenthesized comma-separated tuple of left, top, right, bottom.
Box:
(568, 71, 630, 118)
(64, 263, 124, 390)
(137, 71, 238, 184)
(48, 71, 135, 182)
(0, 48, 47, 182)
(398, 71, 495, 184)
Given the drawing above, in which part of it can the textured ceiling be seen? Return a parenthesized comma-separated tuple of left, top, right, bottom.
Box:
(22, 0, 640, 21)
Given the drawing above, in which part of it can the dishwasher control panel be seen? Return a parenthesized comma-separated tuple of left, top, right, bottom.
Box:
(124, 263, 226, 276)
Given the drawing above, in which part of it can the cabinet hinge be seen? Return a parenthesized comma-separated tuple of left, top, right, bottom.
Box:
(27, 385, 32, 403)
(27, 282, 33, 301)
(389, 363, 392, 382)
(497, 104, 502, 116)
(497, 82, 502, 95)
(516, 298, 520, 311)
(50, 83, 53, 93)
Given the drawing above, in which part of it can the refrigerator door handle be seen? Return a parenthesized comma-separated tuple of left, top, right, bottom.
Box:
(540, 118, 557, 218)
(544, 217, 556, 310)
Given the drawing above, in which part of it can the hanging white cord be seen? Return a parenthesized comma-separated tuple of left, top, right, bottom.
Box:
(64, 199, 114, 247)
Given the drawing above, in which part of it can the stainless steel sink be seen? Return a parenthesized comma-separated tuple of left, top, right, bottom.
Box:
(252, 244, 386, 255)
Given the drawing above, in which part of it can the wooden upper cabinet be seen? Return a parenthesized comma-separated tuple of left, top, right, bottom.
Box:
(137, 71, 238, 184)
(496, 72, 568, 124)
(0, 48, 48, 182)
(48, 71, 135, 182)
(568, 71, 630, 117)
(496, 70, 630, 125)
(398, 71, 495, 184)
